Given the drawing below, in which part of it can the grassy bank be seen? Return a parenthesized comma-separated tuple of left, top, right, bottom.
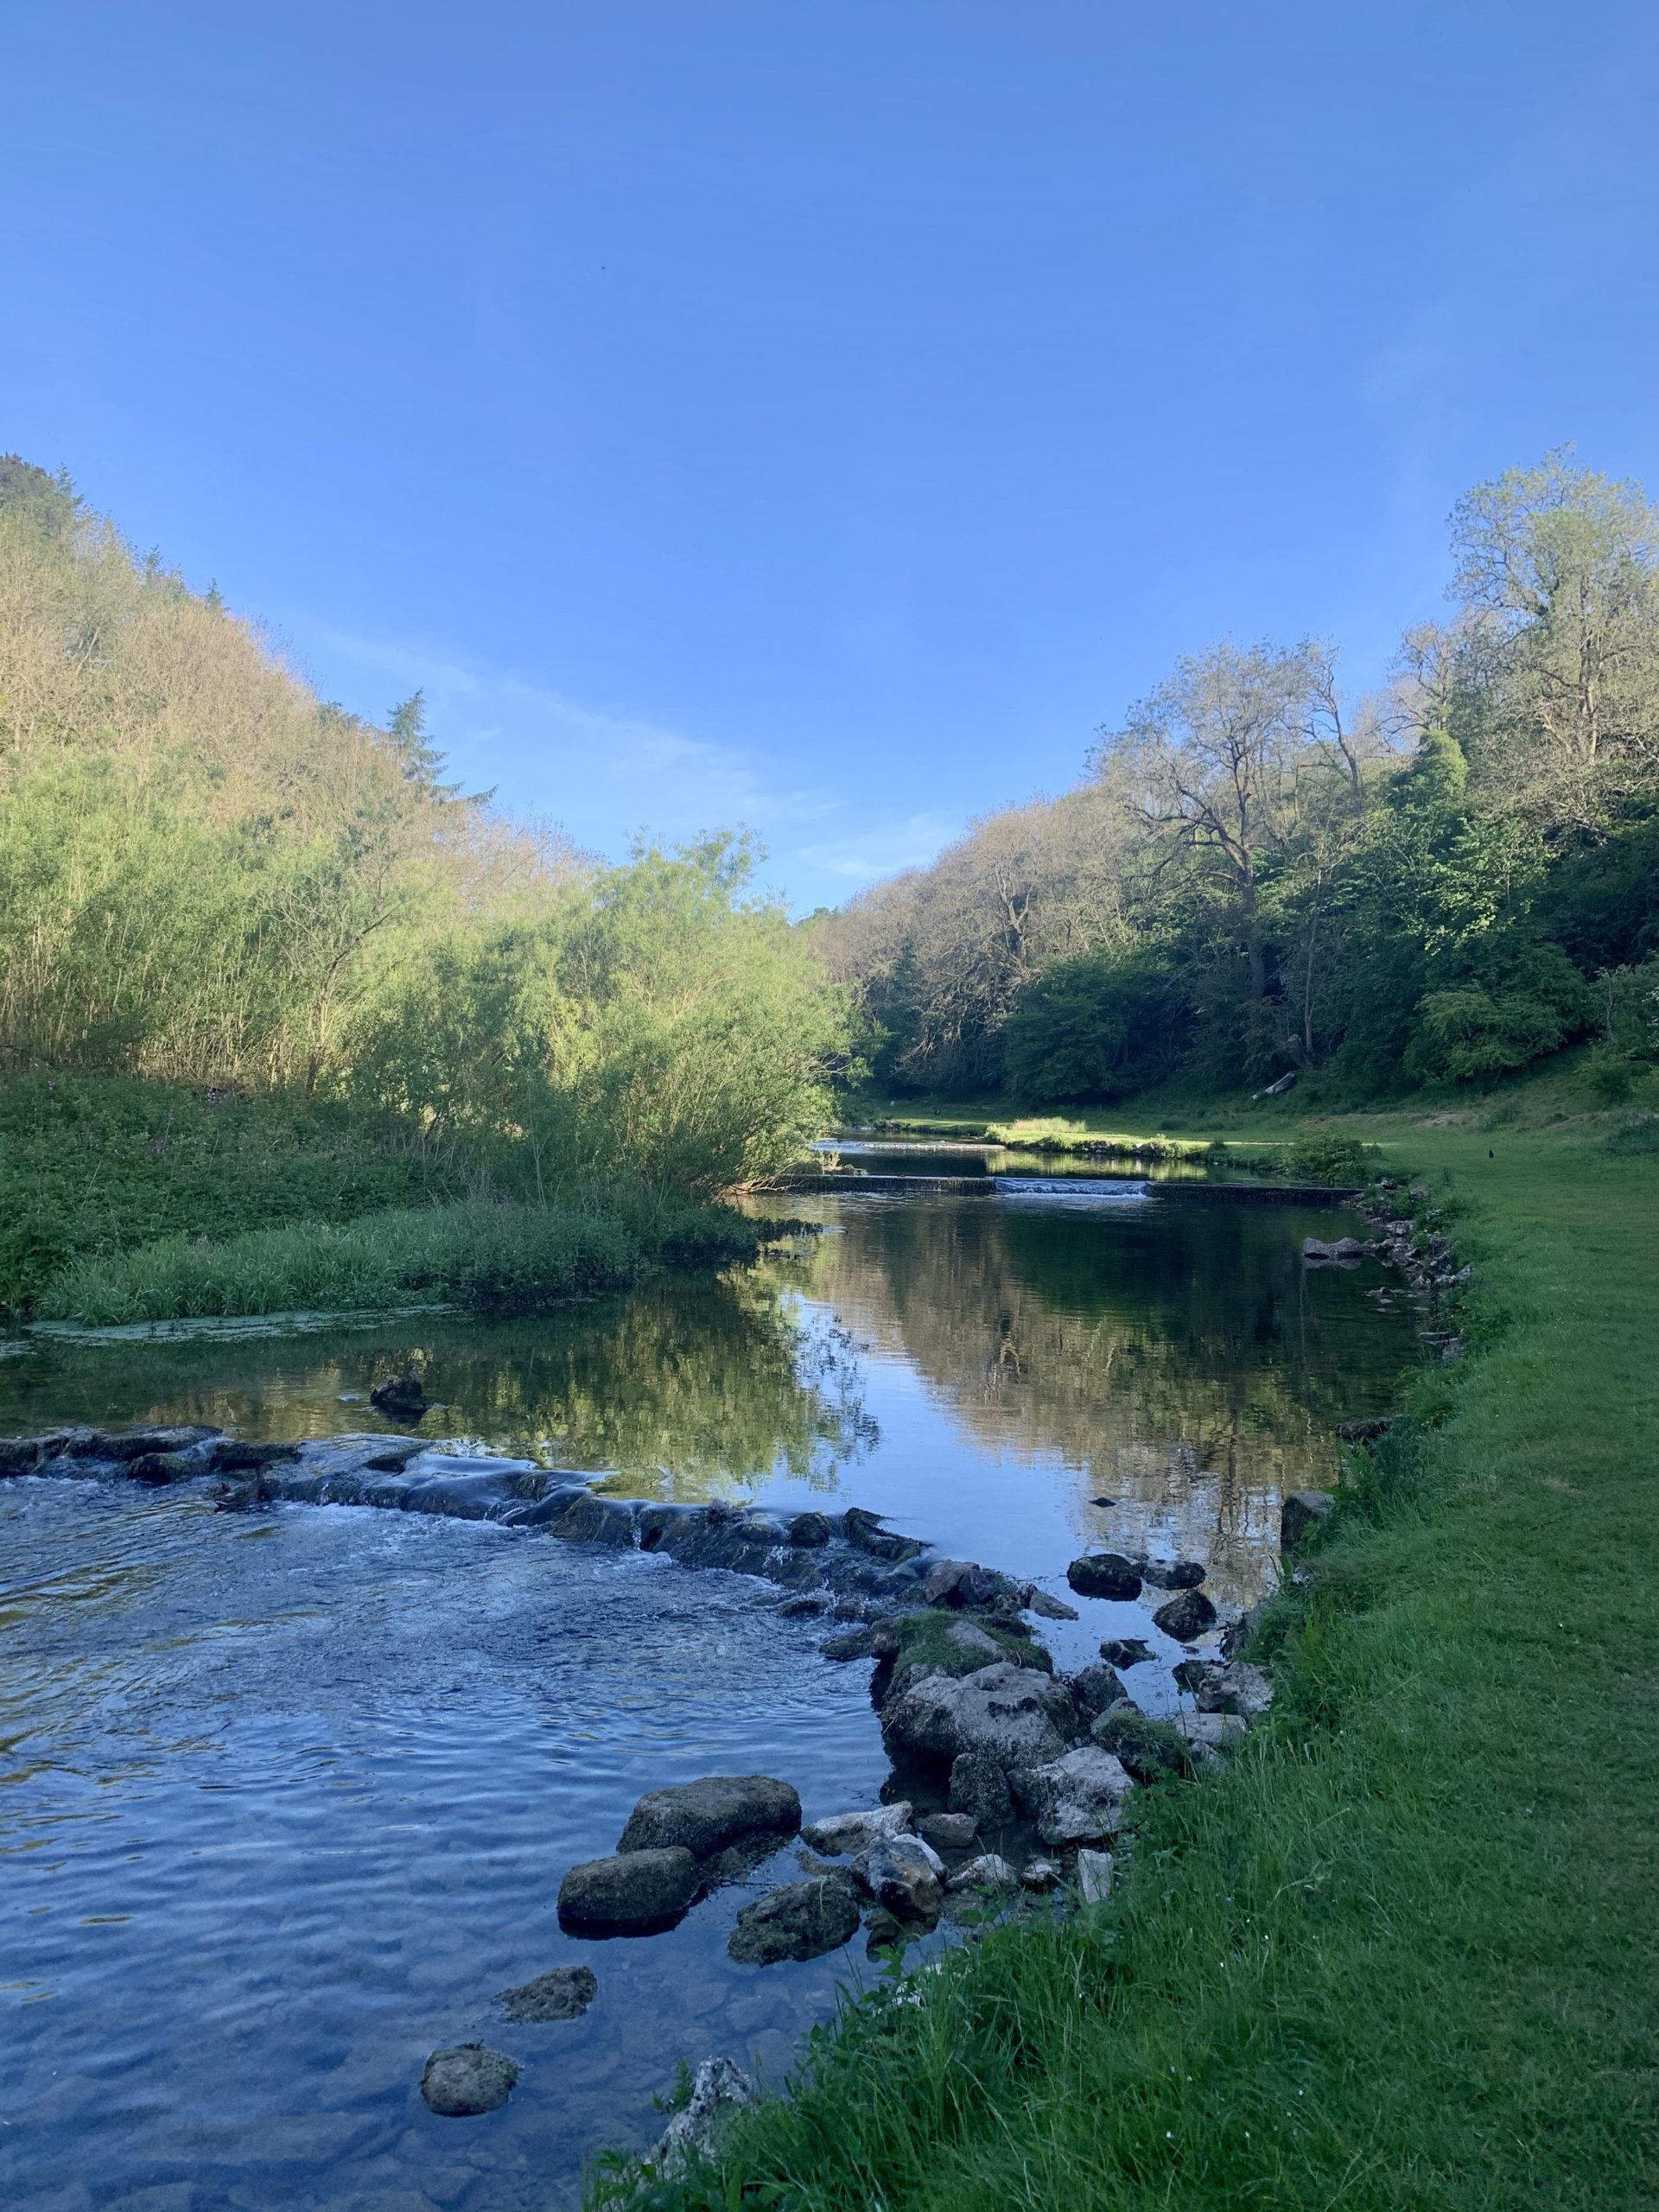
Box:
(601, 1099, 1659, 2210)
(1, 1076, 763, 1325)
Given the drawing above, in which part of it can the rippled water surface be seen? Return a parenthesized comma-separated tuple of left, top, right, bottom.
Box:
(1, 1185, 1418, 2209)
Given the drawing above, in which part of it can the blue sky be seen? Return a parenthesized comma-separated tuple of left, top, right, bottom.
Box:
(6, 2, 1658, 910)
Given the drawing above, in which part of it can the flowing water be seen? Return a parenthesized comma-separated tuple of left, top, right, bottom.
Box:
(0, 1177, 1418, 2211)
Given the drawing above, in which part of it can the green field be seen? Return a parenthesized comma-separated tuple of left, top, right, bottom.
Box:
(599, 1095, 1659, 2211)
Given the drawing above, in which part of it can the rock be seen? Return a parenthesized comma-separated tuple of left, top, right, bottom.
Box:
(1281, 1490, 1336, 1550)
(0, 1437, 44, 1477)
(939, 1620, 1007, 1670)
(1065, 1552, 1143, 1601)
(842, 1507, 924, 1563)
(851, 1834, 945, 1921)
(1100, 1637, 1154, 1669)
(787, 1511, 831, 1546)
(916, 1812, 977, 1854)
(420, 2044, 519, 2117)
(920, 1557, 1006, 1609)
(1196, 1661, 1274, 1723)
(1063, 1662, 1129, 1723)
(1338, 1416, 1393, 1445)
(1259, 1070, 1298, 1097)
(1220, 1601, 1271, 1660)
(1172, 1657, 1218, 1693)
(617, 1776, 801, 1861)
(557, 1848, 699, 1932)
(821, 1625, 878, 1661)
(498, 1965, 597, 2023)
(1303, 1236, 1366, 1262)
(128, 1451, 196, 1485)
(863, 1909, 906, 1954)
(1020, 1858, 1061, 1891)
(1152, 1588, 1218, 1642)
(1023, 1745, 1136, 1847)
(68, 1424, 219, 1461)
(948, 1751, 1015, 1829)
(1075, 1848, 1114, 1904)
(370, 1370, 428, 1421)
(728, 1877, 861, 1965)
(880, 1661, 1079, 1771)
(800, 1803, 913, 1855)
(1173, 1711, 1249, 1762)
(208, 1438, 301, 1471)
(1090, 1710, 1193, 1782)
(1021, 1584, 1081, 1621)
(652, 2056, 756, 2176)
(1138, 1559, 1206, 1591)
(947, 1852, 1018, 1892)
(775, 1592, 830, 1618)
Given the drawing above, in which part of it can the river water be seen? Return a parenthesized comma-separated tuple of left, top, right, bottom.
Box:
(0, 1175, 1416, 2211)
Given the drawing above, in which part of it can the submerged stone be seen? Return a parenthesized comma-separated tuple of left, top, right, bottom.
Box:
(420, 2044, 519, 2116)
(497, 1965, 598, 2022)
(1065, 1552, 1143, 1601)
(728, 1877, 860, 1965)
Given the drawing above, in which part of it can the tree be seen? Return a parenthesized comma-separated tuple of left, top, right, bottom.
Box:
(1447, 450, 1659, 820)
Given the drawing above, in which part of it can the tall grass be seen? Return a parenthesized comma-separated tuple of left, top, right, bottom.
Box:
(37, 1196, 760, 1325)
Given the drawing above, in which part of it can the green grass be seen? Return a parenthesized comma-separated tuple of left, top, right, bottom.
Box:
(1, 1073, 765, 1325)
(595, 1103, 1659, 2212)
(35, 1194, 762, 1325)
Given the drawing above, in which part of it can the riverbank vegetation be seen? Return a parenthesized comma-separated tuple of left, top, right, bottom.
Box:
(0, 457, 850, 1319)
(599, 1103, 1658, 2210)
(818, 452, 1659, 1115)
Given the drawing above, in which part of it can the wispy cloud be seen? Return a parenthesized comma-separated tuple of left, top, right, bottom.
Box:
(285, 619, 956, 910)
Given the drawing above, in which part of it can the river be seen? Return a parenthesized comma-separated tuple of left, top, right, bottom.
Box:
(0, 1171, 1416, 2209)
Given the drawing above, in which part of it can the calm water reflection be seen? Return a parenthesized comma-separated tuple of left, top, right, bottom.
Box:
(0, 1186, 1416, 2210)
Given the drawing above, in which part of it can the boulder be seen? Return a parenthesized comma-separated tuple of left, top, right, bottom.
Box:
(919, 1557, 1007, 1609)
(1062, 1662, 1129, 1724)
(1152, 1588, 1218, 1642)
(1020, 1858, 1061, 1891)
(800, 1802, 912, 1855)
(618, 1776, 800, 1861)
(370, 1370, 428, 1421)
(1173, 1711, 1249, 1763)
(851, 1834, 945, 1921)
(1281, 1490, 1336, 1550)
(1172, 1656, 1218, 1693)
(1065, 1552, 1143, 1601)
(728, 1877, 861, 1965)
(0, 1437, 44, 1477)
(946, 1852, 1018, 1893)
(1138, 1559, 1206, 1591)
(420, 2044, 519, 2117)
(948, 1751, 1015, 1829)
(652, 2056, 756, 2176)
(1196, 1661, 1274, 1723)
(1075, 1848, 1114, 1905)
(497, 1966, 597, 2023)
(915, 1812, 977, 1854)
(880, 1661, 1079, 1771)
(842, 1507, 925, 1563)
(1302, 1236, 1367, 1263)
(557, 1848, 698, 1933)
(787, 1511, 832, 1546)
(1100, 1637, 1155, 1670)
(1023, 1745, 1136, 1847)
(128, 1451, 196, 1486)
(1220, 1602, 1270, 1661)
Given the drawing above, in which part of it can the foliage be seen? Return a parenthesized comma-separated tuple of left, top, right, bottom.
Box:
(0, 464, 852, 1274)
(820, 454, 1659, 1104)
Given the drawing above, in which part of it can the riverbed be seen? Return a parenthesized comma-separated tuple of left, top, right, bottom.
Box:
(0, 1177, 1417, 2209)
